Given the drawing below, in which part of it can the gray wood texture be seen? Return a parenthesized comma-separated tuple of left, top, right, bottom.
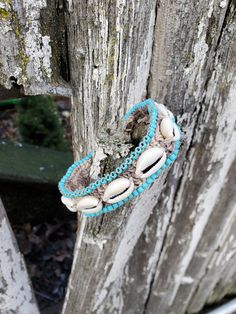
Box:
(0, 0, 235, 313)
(63, 1, 236, 313)
(0, 0, 71, 96)
(0, 199, 39, 314)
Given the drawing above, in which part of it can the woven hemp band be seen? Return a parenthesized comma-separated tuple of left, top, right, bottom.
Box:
(58, 99, 181, 217)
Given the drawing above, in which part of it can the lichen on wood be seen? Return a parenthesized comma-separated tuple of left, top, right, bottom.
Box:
(0, 0, 71, 96)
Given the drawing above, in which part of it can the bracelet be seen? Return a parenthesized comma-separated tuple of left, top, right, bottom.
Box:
(59, 99, 181, 217)
(59, 99, 157, 197)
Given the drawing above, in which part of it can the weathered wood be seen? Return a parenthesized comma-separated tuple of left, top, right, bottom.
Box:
(67, 0, 157, 156)
(62, 1, 160, 313)
(145, 1, 236, 313)
(0, 198, 39, 314)
(63, 0, 236, 313)
(206, 254, 236, 306)
(0, 0, 235, 313)
(0, 0, 71, 96)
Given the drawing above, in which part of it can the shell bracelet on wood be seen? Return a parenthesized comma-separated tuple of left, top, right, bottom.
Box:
(58, 99, 181, 217)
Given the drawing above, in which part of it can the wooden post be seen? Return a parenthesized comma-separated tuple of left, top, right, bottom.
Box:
(62, 1, 236, 313)
(0, 0, 235, 313)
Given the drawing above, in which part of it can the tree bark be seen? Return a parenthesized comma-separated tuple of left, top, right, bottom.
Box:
(0, 199, 39, 314)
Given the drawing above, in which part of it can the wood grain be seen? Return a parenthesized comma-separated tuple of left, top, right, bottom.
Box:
(63, 0, 236, 313)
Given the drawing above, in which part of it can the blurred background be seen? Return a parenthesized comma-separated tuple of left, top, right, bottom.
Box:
(0, 93, 76, 313)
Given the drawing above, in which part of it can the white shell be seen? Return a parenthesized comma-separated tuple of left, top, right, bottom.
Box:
(61, 196, 78, 212)
(77, 196, 103, 214)
(160, 117, 180, 141)
(103, 178, 134, 204)
(160, 117, 175, 139)
(155, 103, 174, 119)
(135, 147, 166, 178)
(167, 110, 174, 119)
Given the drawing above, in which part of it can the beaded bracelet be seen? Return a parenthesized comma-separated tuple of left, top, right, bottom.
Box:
(59, 99, 181, 217)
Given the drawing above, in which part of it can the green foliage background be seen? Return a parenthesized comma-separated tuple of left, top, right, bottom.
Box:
(16, 95, 68, 151)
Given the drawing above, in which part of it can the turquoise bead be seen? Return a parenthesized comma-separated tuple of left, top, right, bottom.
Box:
(126, 195, 133, 201)
(126, 158, 132, 165)
(111, 172, 117, 178)
(144, 135, 151, 141)
(116, 167, 122, 174)
(121, 164, 128, 170)
(156, 169, 162, 176)
(160, 165, 165, 171)
(150, 174, 156, 180)
(149, 130, 155, 137)
(142, 182, 149, 189)
(166, 159, 172, 165)
(146, 177, 153, 184)
(137, 186, 144, 193)
(169, 154, 176, 161)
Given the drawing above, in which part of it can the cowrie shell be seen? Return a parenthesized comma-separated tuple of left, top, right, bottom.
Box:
(61, 196, 78, 212)
(135, 147, 166, 178)
(77, 196, 103, 214)
(160, 117, 180, 141)
(103, 178, 134, 204)
(155, 103, 174, 119)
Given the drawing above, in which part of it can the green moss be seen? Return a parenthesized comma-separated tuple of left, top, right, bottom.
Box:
(0, 8, 10, 19)
(12, 12, 29, 80)
(0, 1, 28, 79)
(232, 43, 236, 56)
(17, 50, 30, 76)
(105, 38, 117, 85)
(4, 2, 29, 81)
(108, 38, 116, 66)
